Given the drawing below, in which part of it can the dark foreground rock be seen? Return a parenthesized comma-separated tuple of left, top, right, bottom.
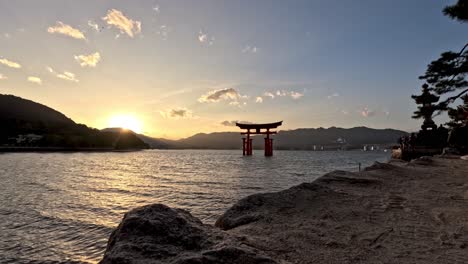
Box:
(100, 204, 276, 264)
(102, 157, 468, 263)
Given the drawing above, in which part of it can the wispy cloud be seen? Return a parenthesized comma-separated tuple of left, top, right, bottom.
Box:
(27, 76, 42, 85)
(47, 21, 86, 40)
(290, 91, 304, 99)
(88, 20, 100, 32)
(0, 73, 7, 80)
(327, 92, 339, 99)
(0, 57, 21, 68)
(264, 92, 275, 99)
(74, 52, 101, 67)
(156, 25, 171, 40)
(198, 30, 214, 45)
(3, 33, 11, 39)
(360, 107, 375, 117)
(47, 67, 79, 82)
(221, 120, 252, 127)
(198, 88, 245, 103)
(57, 71, 79, 82)
(102, 9, 141, 38)
(255, 97, 263, 103)
(153, 5, 160, 13)
(160, 108, 193, 119)
(263, 90, 304, 100)
(242, 45, 259, 53)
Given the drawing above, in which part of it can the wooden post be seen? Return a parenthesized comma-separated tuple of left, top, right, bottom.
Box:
(246, 130, 252, 156)
(242, 138, 246, 156)
(268, 138, 273, 156)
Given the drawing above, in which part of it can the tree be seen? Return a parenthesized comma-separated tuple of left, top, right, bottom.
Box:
(418, 0, 467, 125)
(447, 95, 468, 128)
(443, 0, 468, 22)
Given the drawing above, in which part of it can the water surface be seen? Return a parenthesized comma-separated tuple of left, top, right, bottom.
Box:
(0, 149, 389, 263)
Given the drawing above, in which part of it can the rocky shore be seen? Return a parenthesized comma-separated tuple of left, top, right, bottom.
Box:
(100, 156, 468, 263)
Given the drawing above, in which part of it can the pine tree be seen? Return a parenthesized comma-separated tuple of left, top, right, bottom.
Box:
(447, 95, 468, 128)
(418, 0, 467, 124)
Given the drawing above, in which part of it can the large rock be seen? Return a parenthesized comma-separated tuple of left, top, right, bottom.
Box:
(100, 204, 276, 264)
(102, 157, 468, 263)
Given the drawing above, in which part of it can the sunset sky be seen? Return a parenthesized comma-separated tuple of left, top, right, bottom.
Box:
(0, 0, 466, 139)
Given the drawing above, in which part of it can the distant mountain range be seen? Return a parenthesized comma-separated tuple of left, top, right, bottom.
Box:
(0, 94, 148, 150)
(139, 127, 407, 150)
(0, 94, 407, 150)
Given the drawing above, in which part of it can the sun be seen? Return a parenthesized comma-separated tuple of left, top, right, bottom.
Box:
(108, 114, 143, 134)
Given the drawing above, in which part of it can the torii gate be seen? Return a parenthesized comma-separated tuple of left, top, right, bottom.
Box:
(236, 121, 282, 156)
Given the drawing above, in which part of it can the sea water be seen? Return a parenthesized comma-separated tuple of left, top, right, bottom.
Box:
(0, 150, 389, 263)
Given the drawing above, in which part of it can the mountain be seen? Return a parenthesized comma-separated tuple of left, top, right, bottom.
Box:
(139, 127, 408, 150)
(0, 94, 74, 125)
(0, 94, 148, 150)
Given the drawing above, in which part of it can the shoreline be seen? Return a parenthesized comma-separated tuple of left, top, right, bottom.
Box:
(100, 156, 468, 263)
(0, 147, 145, 153)
(0, 147, 390, 153)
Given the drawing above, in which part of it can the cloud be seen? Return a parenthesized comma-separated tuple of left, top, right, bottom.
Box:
(242, 45, 259, 53)
(156, 25, 171, 40)
(264, 90, 303, 100)
(47, 67, 79, 82)
(160, 108, 193, 119)
(0, 73, 7, 80)
(229, 101, 247, 107)
(198, 30, 214, 45)
(341, 110, 349, 115)
(153, 5, 160, 13)
(47, 21, 86, 40)
(102, 9, 141, 38)
(327, 92, 339, 99)
(27, 76, 42, 85)
(4, 33, 11, 39)
(57, 71, 79, 82)
(198, 88, 244, 103)
(290, 91, 304, 99)
(88, 20, 100, 32)
(0, 58, 21, 68)
(360, 107, 375, 117)
(255, 97, 263, 103)
(74, 52, 101, 67)
(383, 110, 390, 117)
(221, 120, 252, 127)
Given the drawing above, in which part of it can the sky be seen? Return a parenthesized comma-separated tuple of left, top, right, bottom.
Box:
(0, 0, 466, 139)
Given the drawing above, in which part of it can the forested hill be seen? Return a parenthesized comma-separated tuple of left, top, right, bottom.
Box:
(0, 94, 74, 125)
(0, 94, 148, 149)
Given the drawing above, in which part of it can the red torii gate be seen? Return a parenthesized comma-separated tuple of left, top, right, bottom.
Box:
(236, 121, 282, 156)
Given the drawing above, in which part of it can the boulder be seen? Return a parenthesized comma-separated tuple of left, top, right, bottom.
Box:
(100, 204, 276, 264)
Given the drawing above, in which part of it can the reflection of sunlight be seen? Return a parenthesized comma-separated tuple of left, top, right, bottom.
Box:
(108, 114, 143, 133)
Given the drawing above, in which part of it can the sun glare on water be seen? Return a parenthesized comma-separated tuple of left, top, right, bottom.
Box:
(108, 114, 143, 134)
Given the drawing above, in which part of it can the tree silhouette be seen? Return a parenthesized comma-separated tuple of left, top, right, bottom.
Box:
(418, 0, 467, 125)
(447, 95, 468, 128)
(443, 0, 468, 22)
